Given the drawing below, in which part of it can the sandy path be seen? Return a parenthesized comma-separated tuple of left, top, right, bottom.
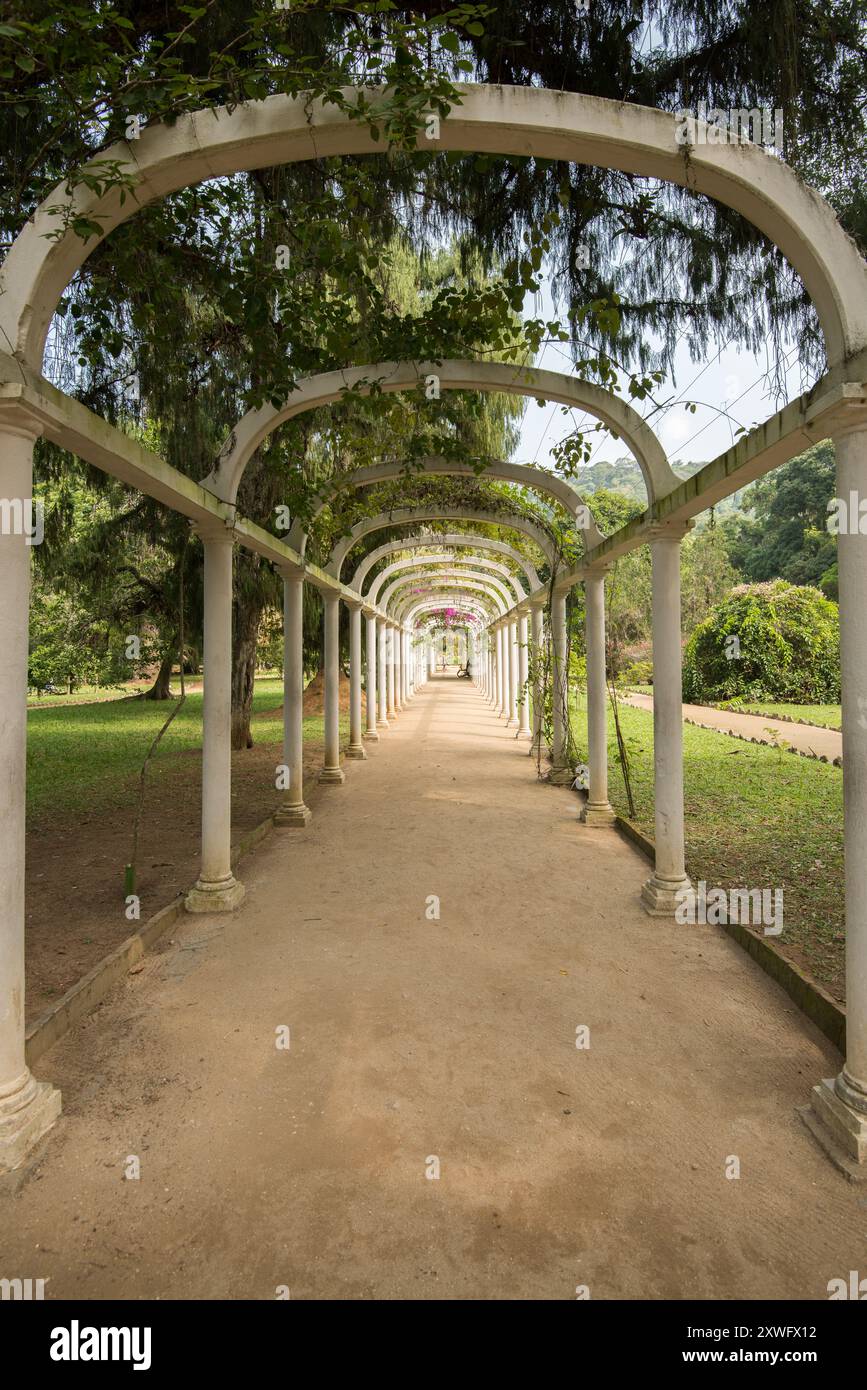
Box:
(624, 692, 843, 762)
(1, 677, 859, 1300)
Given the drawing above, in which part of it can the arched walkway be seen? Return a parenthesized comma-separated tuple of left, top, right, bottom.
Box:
(0, 676, 858, 1297)
(1, 80, 866, 1186)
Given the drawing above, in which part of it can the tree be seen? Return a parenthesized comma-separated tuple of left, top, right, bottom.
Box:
(682, 579, 840, 703)
(721, 442, 838, 596)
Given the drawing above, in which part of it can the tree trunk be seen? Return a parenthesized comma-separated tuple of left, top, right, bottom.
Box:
(143, 649, 175, 700)
(231, 579, 263, 750)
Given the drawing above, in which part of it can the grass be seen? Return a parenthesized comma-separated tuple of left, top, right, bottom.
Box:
(26, 677, 343, 824)
(572, 692, 845, 998)
(27, 682, 155, 708)
(714, 700, 841, 730)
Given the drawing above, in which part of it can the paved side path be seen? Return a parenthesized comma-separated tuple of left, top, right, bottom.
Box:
(624, 692, 842, 762)
(1, 677, 859, 1299)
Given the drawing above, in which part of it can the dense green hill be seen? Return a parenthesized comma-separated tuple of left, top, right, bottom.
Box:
(575, 457, 745, 518)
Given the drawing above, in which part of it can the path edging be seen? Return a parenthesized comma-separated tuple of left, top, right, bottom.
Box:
(25, 809, 281, 1067)
(613, 814, 846, 1054)
(682, 715, 843, 768)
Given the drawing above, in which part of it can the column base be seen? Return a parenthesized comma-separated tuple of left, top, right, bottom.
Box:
(798, 1076, 867, 1180)
(641, 872, 693, 916)
(377, 718, 389, 730)
(363, 729, 379, 742)
(0, 1072, 62, 1175)
(185, 875, 246, 913)
(318, 766, 346, 785)
(580, 799, 617, 825)
(518, 728, 533, 741)
(274, 802, 312, 828)
(506, 717, 518, 728)
(346, 744, 367, 760)
(547, 766, 575, 786)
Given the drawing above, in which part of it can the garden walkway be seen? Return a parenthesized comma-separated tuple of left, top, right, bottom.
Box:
(623, 693, 842, 763)
(0, 676, 859, 1299)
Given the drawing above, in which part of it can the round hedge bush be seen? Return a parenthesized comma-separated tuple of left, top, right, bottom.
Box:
(681, 580, 840, 704)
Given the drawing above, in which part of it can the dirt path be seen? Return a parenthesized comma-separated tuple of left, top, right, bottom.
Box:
(2, 677, 860, 1300)
(624, 692, 843, 762)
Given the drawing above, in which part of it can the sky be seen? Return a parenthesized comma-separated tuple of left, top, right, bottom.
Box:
(511, 273, 810, 475)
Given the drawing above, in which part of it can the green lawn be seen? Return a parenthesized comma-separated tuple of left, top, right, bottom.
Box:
(572, 694, 845, 998)
(713, 700, 841, 730)
(27, 682, 154, 708)
(26, 678, 338, 823)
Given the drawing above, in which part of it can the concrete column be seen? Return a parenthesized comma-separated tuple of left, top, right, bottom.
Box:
(518, 612, 532, 739)
(319, 593, 345, 784)
(642, 529, 692, 908)
(187, 525, 246, 910)
(495, 626, 504, 714)
(427, 639, 435, 678)
(507, 618, 519, 727)
(397, 628, 405, 706)
(580, 571, 615, 818)
(0, 421, 61, 1173)
(274, 568, 312, 826)
(377, 619, 389, 728)
(364, 614, 379, 740)
(403, 630, 409, 699)
(346, 603, 366, 760)
(549, 589, 573, 783)
(806, 423, 867, 1171)
(386, 626, 396, 718)
(531, 607, 544, 752)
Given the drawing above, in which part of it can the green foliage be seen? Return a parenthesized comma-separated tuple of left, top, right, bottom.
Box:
(682, 579, 840, 704)
(720, 442, 838, 596)
(28, 580, 146, 692)
(621, 658, 653, 686)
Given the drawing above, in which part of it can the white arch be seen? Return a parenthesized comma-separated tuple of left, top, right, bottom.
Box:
(3, 86, 864, 372)
(406, 596, 494, 628)
(383, 569, 513, 618)
(330, 507, 561, 578)
(352, 533, 542, 594)
(207, 360, 678, 505)
(396, 577, 507, 618)
(298, 455, 602, 552)
(369, 554, 524, 608)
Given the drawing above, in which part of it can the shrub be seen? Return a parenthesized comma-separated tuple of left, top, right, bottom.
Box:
(681, 580, 840, 703)
(621, 658, 653, 686)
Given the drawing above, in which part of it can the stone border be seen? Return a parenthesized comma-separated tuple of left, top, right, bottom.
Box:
(25, 809, 281, 1067)
(613, 814, 846, 1054)
(704, 702, 839, 733)
(622, 690, 843, 767)
(682, 715, 842, 767)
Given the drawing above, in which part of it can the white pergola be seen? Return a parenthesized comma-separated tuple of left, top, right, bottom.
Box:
(1, 85, 865, 1178)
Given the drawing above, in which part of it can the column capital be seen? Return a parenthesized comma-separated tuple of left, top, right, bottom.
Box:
(277, 562, 306, 582)
(583, 562, 612, 580)
(191, 514, 236, 545)
(830, 403, 867, 441)
(645, 520, 694, 543)
(0, 391, 45, 442)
